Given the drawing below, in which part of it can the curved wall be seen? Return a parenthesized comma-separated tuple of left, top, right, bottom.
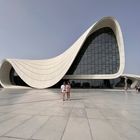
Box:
(0, 61, 13, 87)
(0, 17, 125, 89)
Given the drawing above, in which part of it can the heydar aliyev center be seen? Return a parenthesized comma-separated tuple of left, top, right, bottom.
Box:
(0, 16, 139, 89)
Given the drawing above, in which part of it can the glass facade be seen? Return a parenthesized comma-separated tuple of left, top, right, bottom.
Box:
(68, 78, 132, 89)
(70, 79, 115, 88)
(66, 27, 120, 75)
(52, 78, 132, 89)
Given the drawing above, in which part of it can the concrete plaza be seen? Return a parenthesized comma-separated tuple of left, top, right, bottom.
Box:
(0, 88, 140, 140)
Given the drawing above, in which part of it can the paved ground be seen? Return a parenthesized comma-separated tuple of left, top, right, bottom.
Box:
(0, 88, 140, 140)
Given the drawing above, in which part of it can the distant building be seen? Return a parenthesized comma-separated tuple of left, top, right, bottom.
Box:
(0, 17, 139, 89)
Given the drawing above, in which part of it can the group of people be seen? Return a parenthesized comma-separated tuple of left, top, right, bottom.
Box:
(61, 81, 71, 101)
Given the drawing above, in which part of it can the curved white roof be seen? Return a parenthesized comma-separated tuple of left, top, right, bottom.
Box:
(0, 17, 125, 89)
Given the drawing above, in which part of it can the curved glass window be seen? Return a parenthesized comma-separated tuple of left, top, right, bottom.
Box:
(67, 27, 120, 75)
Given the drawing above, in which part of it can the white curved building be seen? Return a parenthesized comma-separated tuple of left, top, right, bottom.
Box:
(0, 17, 125, 89)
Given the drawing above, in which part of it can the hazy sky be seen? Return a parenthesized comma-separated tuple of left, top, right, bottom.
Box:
(0, 0, 140, 74)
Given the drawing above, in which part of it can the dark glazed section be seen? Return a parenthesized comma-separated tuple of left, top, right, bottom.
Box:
(66, 27, 120, 75)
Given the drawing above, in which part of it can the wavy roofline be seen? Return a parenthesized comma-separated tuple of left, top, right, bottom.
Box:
(0, 16, 125, 89)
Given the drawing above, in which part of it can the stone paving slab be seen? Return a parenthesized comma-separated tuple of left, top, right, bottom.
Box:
(0, 114, 31, 136)
(89, 119, 127, 140)
(0, 89, 140, 140)
(62, 117, 92, 140)
(6, 116, 49, 139)
(32, 116, 68, 140)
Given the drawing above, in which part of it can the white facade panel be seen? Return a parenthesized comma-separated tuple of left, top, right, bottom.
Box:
(0, 17, 125, 89)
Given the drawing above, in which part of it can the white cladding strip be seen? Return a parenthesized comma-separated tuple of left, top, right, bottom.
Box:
(0, 17, 125, 89)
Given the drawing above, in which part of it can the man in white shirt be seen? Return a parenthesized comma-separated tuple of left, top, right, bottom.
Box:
(61, 82, 66, 101)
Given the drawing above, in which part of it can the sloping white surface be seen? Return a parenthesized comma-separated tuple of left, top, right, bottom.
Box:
(0, 17, 125, 89)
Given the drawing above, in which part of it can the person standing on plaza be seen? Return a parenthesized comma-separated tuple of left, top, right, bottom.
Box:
(66, 81, 71, 100)
(124, 76, 128, 90)
(61, 82, 66, 101)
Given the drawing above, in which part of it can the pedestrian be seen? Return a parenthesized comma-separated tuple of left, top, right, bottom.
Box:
(135, 84, 140, 93)
(124, 76, 128, 90)
(61, 82, 66, 101)
(66, 81, 71, 100)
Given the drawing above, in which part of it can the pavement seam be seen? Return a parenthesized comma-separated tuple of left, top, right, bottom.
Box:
(60, 101, 74, 140)
(2, 115, 34, 137)
(84, 100, 94, 140)
(0, 115, 17, 125)
(0, 136, 26, 140)
(30, 115, 51, 139)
